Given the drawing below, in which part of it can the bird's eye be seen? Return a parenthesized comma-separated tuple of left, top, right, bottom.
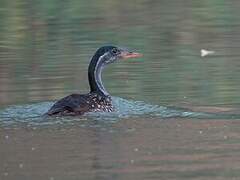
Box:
(111, 48, 118, 54)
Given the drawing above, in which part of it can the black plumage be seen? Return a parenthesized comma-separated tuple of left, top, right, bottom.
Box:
(46, 46, 142, 116)
(47, 93, 113, 116)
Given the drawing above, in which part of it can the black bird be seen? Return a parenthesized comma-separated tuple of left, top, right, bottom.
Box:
(46, 46, 142, 116)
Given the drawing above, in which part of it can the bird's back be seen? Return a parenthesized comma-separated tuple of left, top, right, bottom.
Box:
(47, 93, 114, 116)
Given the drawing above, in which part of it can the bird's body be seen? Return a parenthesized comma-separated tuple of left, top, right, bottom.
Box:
(47, 93, 113, 116)
(46, 46, 142, 116)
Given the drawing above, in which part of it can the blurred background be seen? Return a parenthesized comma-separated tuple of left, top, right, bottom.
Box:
(2, 1, 240, 180)
(0, 0, 240, 107)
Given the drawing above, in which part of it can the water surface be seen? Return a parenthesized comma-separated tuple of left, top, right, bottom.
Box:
(1, 0, 240, 179)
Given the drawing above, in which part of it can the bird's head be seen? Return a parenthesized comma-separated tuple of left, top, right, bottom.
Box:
(91, 46, 143, 65)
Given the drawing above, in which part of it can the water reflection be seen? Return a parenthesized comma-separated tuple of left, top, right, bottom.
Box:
(1, 0, 240, 180)
(1, 0, 240, 107)
(1, 118, 240, 180)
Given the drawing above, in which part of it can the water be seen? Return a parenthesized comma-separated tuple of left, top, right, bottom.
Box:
(1, 0, 240, 179)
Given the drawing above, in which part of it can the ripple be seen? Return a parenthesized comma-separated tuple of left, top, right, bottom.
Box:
(0, 97, 239, 127)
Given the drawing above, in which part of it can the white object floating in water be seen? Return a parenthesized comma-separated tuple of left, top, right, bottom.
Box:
(201, 49, 215, 57)
(19, 163, 24, 168)
(134, 148, 139, 152)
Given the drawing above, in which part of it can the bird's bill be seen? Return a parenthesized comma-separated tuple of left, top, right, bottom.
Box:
(120, 51, 143, 59)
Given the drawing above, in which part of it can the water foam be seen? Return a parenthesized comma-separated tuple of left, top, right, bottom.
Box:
(0, 97, 238, 127)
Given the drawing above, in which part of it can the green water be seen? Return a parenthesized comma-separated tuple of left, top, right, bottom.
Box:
(1, 0, 240, 107)
(1, 0, 240, 180)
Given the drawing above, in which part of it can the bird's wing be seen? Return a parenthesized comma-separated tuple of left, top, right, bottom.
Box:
(47, 94, 89, 115)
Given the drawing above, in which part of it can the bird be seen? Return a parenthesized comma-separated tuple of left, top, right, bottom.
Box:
(46, 46, 142, 116)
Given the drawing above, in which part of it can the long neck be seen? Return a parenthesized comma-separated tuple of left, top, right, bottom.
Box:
(88, 55, 109, 96)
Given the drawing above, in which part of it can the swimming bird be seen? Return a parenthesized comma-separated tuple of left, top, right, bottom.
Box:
(46, 46, 142, 116)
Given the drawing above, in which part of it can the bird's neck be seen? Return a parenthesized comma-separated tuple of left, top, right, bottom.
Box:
(88, 55, 109, 96)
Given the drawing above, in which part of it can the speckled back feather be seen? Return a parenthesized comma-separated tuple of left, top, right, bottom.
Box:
(47, 93, 114, 116)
